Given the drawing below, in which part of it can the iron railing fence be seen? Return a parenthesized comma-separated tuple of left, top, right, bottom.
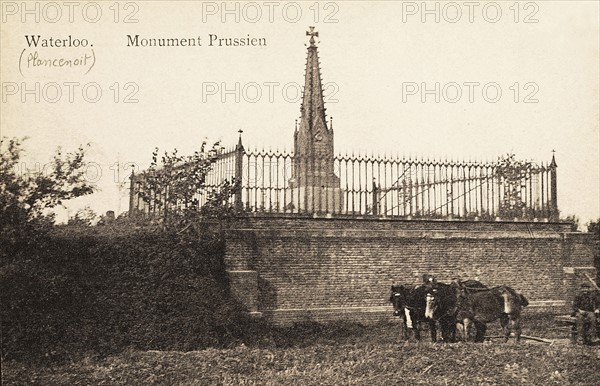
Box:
(130, 142, 558, 221)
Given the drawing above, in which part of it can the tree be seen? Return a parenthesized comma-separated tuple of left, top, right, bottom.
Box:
(562, 214, 580, 232)
(137, 141, 241, 229)
(67, 206, 98, 227)
(0, 137, 96, 256)
(587, 219, 600, 236)
(496, 153, 534, 219)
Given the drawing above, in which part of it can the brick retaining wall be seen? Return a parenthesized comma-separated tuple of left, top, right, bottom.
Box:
(224, 216, 597, 325)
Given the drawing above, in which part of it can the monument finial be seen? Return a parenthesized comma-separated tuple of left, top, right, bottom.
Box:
(306, 26, 319, 47)
(550, 149, 557, 168)
(237, 129, 244, 147)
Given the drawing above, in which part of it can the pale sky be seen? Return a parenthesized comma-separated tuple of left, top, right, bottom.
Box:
(1, 1, 598, 225)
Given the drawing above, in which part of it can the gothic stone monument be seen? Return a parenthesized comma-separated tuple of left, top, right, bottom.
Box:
(289, 27, 343, 213)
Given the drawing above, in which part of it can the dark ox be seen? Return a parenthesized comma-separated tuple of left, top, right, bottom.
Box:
(455, 286, 529, 342)
(390, 284, 437, 341)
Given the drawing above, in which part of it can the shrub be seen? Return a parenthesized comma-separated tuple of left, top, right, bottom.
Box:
(0, 223, 251, 363)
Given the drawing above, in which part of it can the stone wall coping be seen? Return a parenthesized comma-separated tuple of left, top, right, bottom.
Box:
(227, 216, 574, 233)
(239, 213, 571, 226)
(227, 228, 563, 240)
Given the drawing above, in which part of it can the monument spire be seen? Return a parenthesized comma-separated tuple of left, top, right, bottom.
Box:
(290, 27, 342, 214)
(300, 26, 328, 137)
(295, 26, 333, 165)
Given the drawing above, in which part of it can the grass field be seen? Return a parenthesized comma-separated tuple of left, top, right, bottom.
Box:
(4, 314, 599, 386)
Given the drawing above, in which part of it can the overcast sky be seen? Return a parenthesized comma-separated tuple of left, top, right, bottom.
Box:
(1, 1, 598, 225)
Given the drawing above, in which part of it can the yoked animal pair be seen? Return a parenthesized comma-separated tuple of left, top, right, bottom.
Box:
(390, 277, 528, 342)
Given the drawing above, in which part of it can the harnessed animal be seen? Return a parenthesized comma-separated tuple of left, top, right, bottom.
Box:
(390, 284, 438, 342)
(422, 282, 459, 342)
(455, 285, 528, 342)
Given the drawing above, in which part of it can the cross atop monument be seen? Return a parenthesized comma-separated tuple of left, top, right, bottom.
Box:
(306, 26, 319, 47)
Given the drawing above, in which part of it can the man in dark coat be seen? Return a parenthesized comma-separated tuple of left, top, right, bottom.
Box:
(572, 282, 600, 345)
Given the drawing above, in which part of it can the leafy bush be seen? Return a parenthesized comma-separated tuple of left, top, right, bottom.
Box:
(0, 223, 251, 363)
(1, 137, 251, 364)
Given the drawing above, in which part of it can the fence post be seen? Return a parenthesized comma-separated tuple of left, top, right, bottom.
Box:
(235, 130, 244, 210)
(128, 167, 136, 216)
(550, 152, 558, 220)
(372, 178, 378, 215)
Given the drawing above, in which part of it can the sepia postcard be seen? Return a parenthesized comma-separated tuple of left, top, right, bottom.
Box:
(1, 1, 599, 384)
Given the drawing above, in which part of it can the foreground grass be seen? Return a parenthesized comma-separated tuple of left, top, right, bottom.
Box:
(4, 315, 600, 386)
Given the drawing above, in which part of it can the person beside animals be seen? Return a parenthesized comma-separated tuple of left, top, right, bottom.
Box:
(572, 282, 600, 345)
